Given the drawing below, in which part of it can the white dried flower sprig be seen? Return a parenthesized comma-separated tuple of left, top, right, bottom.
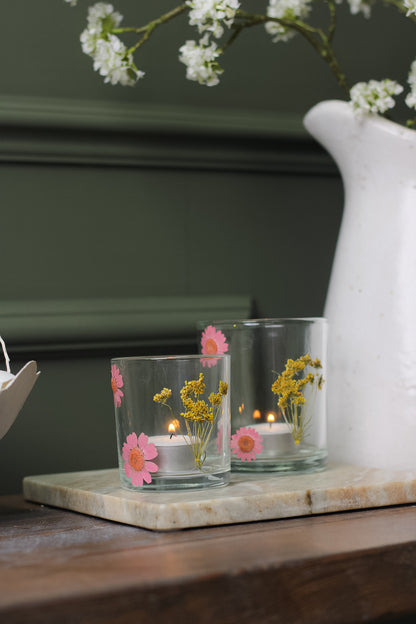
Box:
(338, 0, 374, 19)
(266, 0, 312, 43)
(179, 37, 223, 86)
(80, 2, 144, 87)
(93, 36, 144, 86)
(404, 0, 416, 16)
(65, 0, 416, 125)
(186, 0, 240, 39)
(350, 80, 404, 116)
(405, 60, 416, 109)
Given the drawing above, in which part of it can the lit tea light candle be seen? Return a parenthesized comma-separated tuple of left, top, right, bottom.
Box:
(251, 411, 295, 456)
(149, 422, 196, 474)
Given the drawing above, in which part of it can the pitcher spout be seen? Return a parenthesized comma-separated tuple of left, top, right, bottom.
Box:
(303, 100, 360, 166)
(304, 99, 416, 181)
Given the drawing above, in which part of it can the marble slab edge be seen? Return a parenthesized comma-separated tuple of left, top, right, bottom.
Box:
(22, 463, 416, 531)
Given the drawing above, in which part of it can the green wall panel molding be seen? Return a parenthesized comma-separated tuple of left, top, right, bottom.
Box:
(0, 95, 336, 175)
(0, 295, 252, 354)
(0, 95, 307, 137)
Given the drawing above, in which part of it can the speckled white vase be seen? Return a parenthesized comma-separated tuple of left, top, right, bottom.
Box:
(304, 99, 416, 470)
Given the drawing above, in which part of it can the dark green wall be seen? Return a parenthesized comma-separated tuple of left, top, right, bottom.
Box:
(0, 1, 413, 494)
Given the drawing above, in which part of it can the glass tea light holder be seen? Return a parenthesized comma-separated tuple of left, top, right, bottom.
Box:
(110, 354, 231, 491)
(198, 319, 327, 473)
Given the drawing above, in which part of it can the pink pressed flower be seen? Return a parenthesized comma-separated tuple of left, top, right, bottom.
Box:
(122, 432, 159, 487)
(230, 426, 263, 462)
(111, 364, 124, 408)
(200, 325, 228, 368)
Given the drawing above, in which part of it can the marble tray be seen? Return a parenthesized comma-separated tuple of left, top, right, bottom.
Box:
(22, 463, 416, 531)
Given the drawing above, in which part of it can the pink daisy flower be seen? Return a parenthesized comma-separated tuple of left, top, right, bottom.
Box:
(230, 426, 263, 462)
(111, 364, 124, 408)
(122, 432, 159, 487)
(200, 325, 228, 367)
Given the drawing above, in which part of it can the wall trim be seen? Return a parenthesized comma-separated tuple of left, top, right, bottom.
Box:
(0, 95, 336, 175)
(0, 295, 253, 355)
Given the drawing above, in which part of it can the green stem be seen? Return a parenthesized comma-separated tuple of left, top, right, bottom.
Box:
(113, 3, 189, 53)
(281, 406, 295, 441)
(326, 0, 337, 44)
(234, 10, 349, 94)
(160, 401, 176, 421)
(221, 22, 245, 52)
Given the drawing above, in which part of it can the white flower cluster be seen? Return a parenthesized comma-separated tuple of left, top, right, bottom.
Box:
(186, 0, 240, 38)
(340, 0, 374, 19)
(404, 0, 416, 17)
(265, 0, 312, 43)
(93, 35, 143, 86)
(179, 38, 223, 86)
(179, 1, 240, 86)
(80, 2, 144, 86)
(405, 60, 416, 109)
(80, 3, 121, 55)
(65, 0, 416, 121)
(350, 79, 404, 116)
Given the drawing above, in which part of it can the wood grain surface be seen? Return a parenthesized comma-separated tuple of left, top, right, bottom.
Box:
(1, 496, 416, 623)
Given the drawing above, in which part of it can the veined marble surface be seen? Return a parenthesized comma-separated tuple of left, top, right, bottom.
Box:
(22, 464, 416, 531)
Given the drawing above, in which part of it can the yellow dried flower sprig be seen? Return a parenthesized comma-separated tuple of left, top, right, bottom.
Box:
(271, 354, 324, 445)
(153, 387, 175, 421)
(153, 373, 228, 470)
(153, 387, 172, 404)
(209, 380, 228, 406)
(180, 374, 228, 423)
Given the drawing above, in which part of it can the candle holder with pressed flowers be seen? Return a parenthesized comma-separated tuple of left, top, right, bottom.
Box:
(111, 354, 231, 491)
(198, 319, 327, 473)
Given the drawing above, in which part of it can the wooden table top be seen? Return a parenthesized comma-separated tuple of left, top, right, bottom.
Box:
(1, 495, 416, 624)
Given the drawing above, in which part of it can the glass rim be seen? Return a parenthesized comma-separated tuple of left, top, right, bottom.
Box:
(198, 317, 327, 328)
(111, 353, 230, 364)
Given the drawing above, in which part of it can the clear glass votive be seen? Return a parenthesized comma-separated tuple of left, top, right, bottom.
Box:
(198, 319, 327, 473)
(110, 354, 231, 491)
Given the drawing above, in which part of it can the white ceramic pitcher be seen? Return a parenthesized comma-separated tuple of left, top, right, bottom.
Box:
(304, 99, 416, 470)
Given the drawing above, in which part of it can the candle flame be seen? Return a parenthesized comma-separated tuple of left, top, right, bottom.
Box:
(168, 422, 176, 435)
(267, 412, 276, 423)
(253, 409, 261, 420)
